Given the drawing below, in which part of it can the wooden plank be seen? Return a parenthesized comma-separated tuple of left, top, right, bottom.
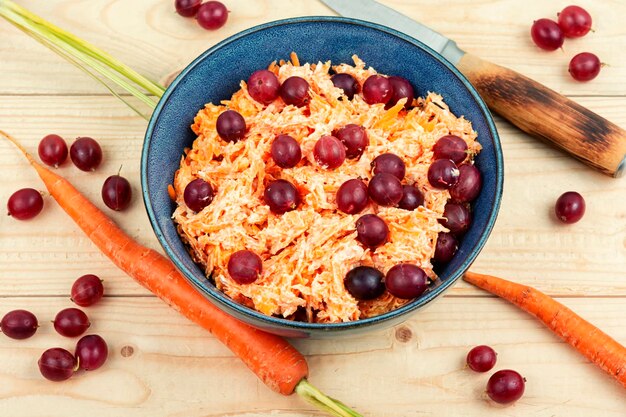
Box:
(0, 296, 624, 416)
(0, 95, 625, 297)
(0, 0, 625, 96)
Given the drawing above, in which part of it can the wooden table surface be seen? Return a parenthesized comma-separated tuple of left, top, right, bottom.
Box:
(1, 0, 625, 415)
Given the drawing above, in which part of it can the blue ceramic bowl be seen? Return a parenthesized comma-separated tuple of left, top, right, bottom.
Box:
(141, 16, 503, 338)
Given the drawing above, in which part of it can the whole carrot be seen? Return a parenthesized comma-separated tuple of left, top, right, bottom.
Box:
(464, 271, 626, 389)
(1, 131, 361, 417)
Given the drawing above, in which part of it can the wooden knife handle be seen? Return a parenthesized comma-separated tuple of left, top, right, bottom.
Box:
(457, 53, 626, 177)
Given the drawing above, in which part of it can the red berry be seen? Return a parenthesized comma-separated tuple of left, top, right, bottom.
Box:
(280, 76, 310, 107)
(558, 5, 592, 38)
(314, 136, 345, 169)
(555, 191, 585, 224)
(247, 70, 280, 105)
(1, 310, 38, 340)
(466, 345, 497, 372)
(486, 370, 526, 404)
(71, 274, 104, 307)
(53, 308, 90, 338)
(196, 1, 228, 30)
(385, 264, 428, 299)
(227, 250, 263, 284)
(70, 137, 102, 171)
(38, 348, 76, 381)
(38, 134, 68, 167)
(362, 75, 392, 104)
(175, 0, 202, 17)
(263, 179, 300, 214)
(531, 19, 564, 51)
(101, 175, 132, 211)
(569, 52, 601, 82)
(7, 188, 44, 220)
(75, 334, 108, 371)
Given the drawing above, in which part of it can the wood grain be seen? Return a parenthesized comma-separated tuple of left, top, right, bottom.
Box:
(1, 0, 626, 96)
(0, 95, 624, 297)
(0, 297, 624, 417)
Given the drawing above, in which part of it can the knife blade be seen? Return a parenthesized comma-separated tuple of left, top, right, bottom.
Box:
(320, 0, 626, 177)
(320, 0, 465, 64)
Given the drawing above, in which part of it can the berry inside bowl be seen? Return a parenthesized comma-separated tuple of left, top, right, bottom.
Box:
(141, 16, 503, 338)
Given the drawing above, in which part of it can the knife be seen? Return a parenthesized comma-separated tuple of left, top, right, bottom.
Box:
(320, 0, 626, 177)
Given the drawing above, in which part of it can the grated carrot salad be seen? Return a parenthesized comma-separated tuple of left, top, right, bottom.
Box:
(172, 55, 481, 323)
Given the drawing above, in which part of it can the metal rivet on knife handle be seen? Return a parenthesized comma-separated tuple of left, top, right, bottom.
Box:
(457, 53, 626, 178)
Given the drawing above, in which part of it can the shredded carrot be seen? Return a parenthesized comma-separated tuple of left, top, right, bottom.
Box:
(267, 60, 278, 74)
(290, 51, 300, 66)
(464, 271, 626, 389)
(0, 130, 308, 396)
(176, 55, 481, 323)
(167, 184, 176, 201)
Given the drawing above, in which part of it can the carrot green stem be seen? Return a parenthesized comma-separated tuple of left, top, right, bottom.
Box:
(296, 380, 363, 417)
(1, 0, 164, 97)
(0, 0, 162, 115)
(1, 14, 151, 120)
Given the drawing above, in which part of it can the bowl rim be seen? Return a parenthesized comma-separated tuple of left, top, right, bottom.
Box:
(141, 16, 504, 332)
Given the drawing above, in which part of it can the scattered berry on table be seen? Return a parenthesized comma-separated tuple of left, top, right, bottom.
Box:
(75, 334, 109, 371)
(486, 369, 526, 404)
(175, 0, 202, 17)
(70, 137, 102, 171)
(196, 1, 228, 30)
(38, 134, 68, 167)
(102, 175, 132, 211)
(71, 274, 104, 307)
(555, 191, 585, 223)
(38, 348, 76, 381)
(466, 345, 497, 372)
(7, 188, 44, 220)
(530, 18, 564, 51)
(53, 308, 91, 338)
(569, 52, 601, 82)
(558, 5, 592, 38)
(0, 309, 38, 340)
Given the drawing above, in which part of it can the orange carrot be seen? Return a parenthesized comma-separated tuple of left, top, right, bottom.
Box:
(464, 271, 626, 389)
(1, 131, 307, 396)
